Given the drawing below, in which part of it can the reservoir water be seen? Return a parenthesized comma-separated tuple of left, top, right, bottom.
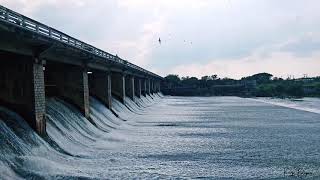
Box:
(1, 95, 320, 179)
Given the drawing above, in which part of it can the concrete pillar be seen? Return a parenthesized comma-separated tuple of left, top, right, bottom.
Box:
(138, 79, 142, 97)
(148, 79, 151, 95)
(111, 72, 125, 103)
(152, 80, 155, 94)
(131, 76, 135, 100)
(134, 78, 141, 98)
(141, 79, 147, 97)
(33, 60, 46, 135)
(153, 81, 156, 93)
(155, 81, 159, 93)
(125, 75, 135, 100)
(0, 54, 46, 135)
(150, 80, 153, 94)
(88, 71, 112, 109)
(45, 63, 90, 119)
(153, 81, 157, 93)
(107, 74, 112, 107)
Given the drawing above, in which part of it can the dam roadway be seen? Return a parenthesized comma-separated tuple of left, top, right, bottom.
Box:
(0, 5, 162, 136)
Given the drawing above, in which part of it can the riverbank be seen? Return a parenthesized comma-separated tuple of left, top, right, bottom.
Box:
(162, 73, 320, 97)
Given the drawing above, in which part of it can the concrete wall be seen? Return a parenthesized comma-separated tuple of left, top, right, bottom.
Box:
(111, 72, 125, 103)
(0, 52, 46, 135)
(88, 71, 112, 109)
(45, 63, 90, 119)
(0, 52, 161, 136)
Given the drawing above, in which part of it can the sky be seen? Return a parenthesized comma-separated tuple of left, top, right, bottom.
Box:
(1, 0, 320, 79)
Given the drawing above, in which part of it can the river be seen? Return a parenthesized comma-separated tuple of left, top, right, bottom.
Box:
(0, 95, 320, 179)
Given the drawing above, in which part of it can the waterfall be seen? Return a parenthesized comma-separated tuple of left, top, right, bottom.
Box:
(0, 93, 162, 179)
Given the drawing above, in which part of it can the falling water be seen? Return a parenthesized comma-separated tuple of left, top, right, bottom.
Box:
(1, 95, 320, 179)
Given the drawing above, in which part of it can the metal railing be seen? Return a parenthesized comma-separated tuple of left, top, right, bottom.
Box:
(0, 5, 161, 78)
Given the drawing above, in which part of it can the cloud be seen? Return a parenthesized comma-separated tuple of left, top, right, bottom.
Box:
(118, 0, 211, 10)
(0, 0, 86, 14)
(279, 34, 320, 57)
(169, 51, 320, 79)
(104, 10, 167, 67)
(1, 0, 320, 78)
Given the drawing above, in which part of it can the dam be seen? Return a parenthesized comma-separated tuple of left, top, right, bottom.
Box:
(1, 4, 320, 180)
(0, 5, 162, 136)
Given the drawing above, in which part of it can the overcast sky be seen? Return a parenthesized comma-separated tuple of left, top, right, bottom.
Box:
(1, 0, 320, 79)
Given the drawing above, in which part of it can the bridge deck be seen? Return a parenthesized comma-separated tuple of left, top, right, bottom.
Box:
(0, 5, 161, 79)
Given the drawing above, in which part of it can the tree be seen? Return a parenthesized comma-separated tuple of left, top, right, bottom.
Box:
(210, 74, 218, 80)
(315, 83, 320, 96)
(165, 74, 180, 83)
(201, 76, 209, 81)
(181, 77, 199, 87)
(200, 76, 209, 88)
(164, 74, 181, 88)
(285, 83, 303, 97)
(242, 73, 273, 84)
(256, 84, 276, 97)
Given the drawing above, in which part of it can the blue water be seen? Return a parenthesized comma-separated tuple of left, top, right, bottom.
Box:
(1, 95, 320, 179)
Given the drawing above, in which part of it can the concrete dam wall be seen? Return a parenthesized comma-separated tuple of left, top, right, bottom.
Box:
(0, 5, 163, 136)
(0, 6, 165, 178)
(0, 92, 164, 178)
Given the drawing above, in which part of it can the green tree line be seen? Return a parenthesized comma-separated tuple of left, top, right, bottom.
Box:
(162, 73, 320, 97)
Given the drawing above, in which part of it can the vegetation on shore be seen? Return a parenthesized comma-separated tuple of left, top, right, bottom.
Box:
(162, 73, 320, 98)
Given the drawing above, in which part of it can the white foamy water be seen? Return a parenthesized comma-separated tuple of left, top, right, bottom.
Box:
(251, 97, 320, 114)
(1, 95, 320, 179)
